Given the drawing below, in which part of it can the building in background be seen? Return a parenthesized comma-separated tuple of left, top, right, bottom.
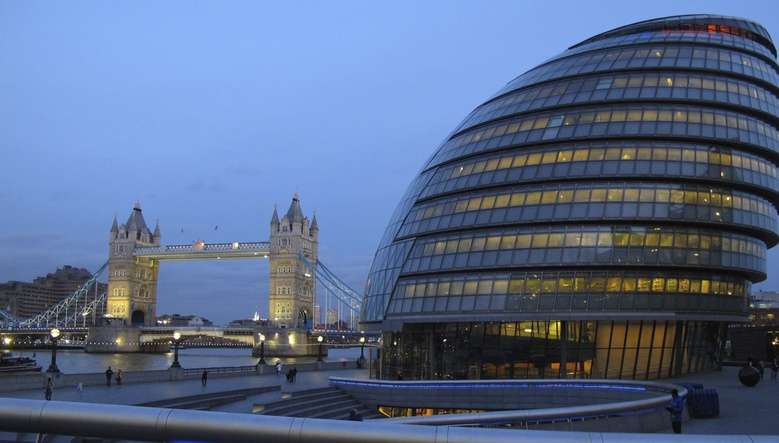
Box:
(728, 290, 779, 361)
(0, 265, 107, 319)
(362, 15, 779, 380)
(156, 313, 213, 327)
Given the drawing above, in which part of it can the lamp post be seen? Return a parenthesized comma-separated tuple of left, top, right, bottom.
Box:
(357, 336, 366, 368)
(47, 328, 61, 373)
(170, 332, 182, 368)
(317, 335, 324, 362)
(258, 333, 266, 365)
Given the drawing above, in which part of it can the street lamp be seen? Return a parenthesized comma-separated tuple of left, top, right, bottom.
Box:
(2, 336, 11, 347)
(170, 331, 182, 368)
(258, 333, 266, 365)
(47, 328, 61, 373)
(357, 336, 366, 368)
(317, 335, 324, 362)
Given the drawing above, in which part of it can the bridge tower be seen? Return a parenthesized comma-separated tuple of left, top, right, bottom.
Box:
(107, 202, 160, 326)
(268, 194, 318, 329)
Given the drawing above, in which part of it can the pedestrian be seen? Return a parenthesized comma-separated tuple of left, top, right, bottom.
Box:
(347, 409, 363, 421)
(758, 360, 765, 379)
(44, 377, 53, 401)
(76, 382, 84, 396)
(285, 369, 292, 383)
(291, 367, 297, 383)
(201, 369, 208, 386)
(771, 358, 778, 382)
(665, 389, 685, 434)
(275, 361, 282, 376)
(105, 366, 113, 386)
(116, 369, 123, 386)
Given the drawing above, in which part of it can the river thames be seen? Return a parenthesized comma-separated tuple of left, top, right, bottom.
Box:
(6, 346, 364, 374)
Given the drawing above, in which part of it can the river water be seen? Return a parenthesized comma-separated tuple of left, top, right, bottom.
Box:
(8, 347, 363, 374)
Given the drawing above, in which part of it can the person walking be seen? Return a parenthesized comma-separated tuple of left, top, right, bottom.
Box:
(116, 369, 123, 386)
(275, 361, 282, 376)
(285, 369, 292, 383)
(76, 382, 84, 397)
(758, 360, 765, 379)
(105, 366, 114, 386)
(291, 367, 297, 383)
(771, 358, 778, 382)
(201, 369, 208, 386)
(44, 377, 53, 401)
(666, 389, 685, 434)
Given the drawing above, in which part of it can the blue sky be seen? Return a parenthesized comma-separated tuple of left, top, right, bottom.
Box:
(2, 1, 778, 323)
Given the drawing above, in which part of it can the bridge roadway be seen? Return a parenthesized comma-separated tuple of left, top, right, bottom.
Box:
(133, 241, 270, 260)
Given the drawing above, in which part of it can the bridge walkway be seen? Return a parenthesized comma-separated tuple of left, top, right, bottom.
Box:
(0, 368, 368, 408)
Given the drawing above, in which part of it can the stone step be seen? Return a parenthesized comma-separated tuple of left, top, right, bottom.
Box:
(260, 388, 349, 415)
(262, 392, 352, 416)
(258, 386, 379, 421)
(283, 398, 361, 418)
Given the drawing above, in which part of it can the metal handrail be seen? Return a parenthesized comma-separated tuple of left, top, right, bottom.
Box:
(0, 397, 766, 443)
(329, 377, 687, 426)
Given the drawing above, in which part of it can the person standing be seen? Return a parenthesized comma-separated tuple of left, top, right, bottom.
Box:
(275, 361, 282, 376)
(201, 370, 208, 386)
(771, 358, 778, 382)
(666, 389, 685, 434)
(105, 367, 114, 386)
(44, 377, 53, 401)
(116, 369, 123, 386)
(291, 367, 297, 383)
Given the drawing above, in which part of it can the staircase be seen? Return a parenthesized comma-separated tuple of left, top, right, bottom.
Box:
(258, 386, 382, 420)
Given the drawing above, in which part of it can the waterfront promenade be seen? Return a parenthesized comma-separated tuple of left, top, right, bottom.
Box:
(0, 367, 368, 408)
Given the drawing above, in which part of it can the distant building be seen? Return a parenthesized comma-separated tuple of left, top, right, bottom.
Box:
(228, 318, 261, 328)
(156, 314, 213, 327)
(0, 265, 107, 319)
(728, 290, 779, 361)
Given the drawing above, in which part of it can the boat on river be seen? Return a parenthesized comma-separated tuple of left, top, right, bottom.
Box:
(0, 353, 41, 373)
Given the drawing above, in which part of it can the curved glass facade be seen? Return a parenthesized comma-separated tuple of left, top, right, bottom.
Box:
(363, 15, 779, 380)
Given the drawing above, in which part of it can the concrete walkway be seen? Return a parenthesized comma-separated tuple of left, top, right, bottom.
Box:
(668, 366, 779, 435)
(0, 368, 369, 406)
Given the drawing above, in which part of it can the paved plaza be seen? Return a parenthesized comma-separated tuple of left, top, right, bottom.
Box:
(0, 368, 369, 407)
(669, 367, 779, 435)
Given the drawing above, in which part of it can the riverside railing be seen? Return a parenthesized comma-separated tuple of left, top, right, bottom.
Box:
(0, 398, 769, 443)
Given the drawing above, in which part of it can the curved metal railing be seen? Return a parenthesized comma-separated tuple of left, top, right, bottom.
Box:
(330, 377, 687, 426)
(0, 397, 763, 443)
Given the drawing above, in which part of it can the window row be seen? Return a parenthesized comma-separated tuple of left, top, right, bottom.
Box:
(414, 227, 765, 259)
(561, 27, 775, 61)
(496, 44, 779, 99)
(423, 145, 779, 200)
(384, 320, 721, 380)
(437, 106, 779, 167)
(442, 144, 777, 179)
(399, 201, 777, 239)
(393, 272, 748, 299)
(459, 71, 779, 132)
(408, 183, 776, 222)
(402, 246, 765, 276)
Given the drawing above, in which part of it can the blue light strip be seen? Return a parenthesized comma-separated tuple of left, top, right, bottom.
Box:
(331, 379, 649, 393)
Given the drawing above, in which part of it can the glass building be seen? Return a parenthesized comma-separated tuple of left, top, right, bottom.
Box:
(362, 15, 779, 380)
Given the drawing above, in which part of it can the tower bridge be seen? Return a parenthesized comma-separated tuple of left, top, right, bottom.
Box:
(1, 194, 365, 356)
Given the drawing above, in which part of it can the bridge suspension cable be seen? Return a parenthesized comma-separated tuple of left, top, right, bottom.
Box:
(299, 253, 363, 331)
(16, 261, 109, 329)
